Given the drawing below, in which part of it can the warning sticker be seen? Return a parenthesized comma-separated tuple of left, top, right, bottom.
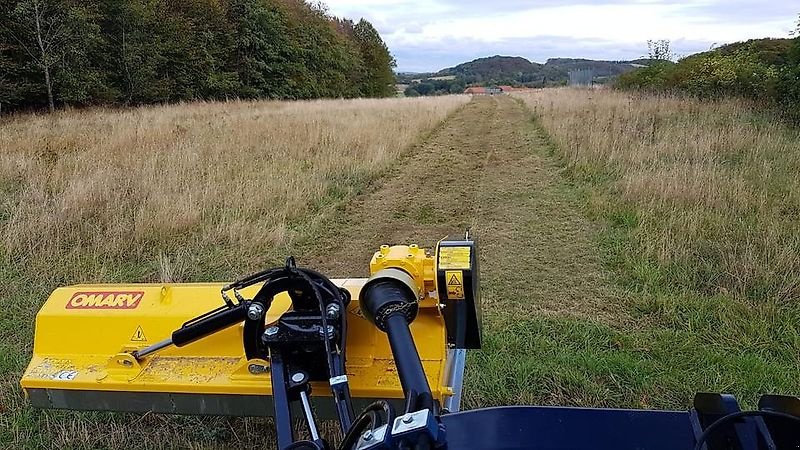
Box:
(438, 246, 471, 270)
(445, 270, 465, 300)
(131, 325, 147, 342)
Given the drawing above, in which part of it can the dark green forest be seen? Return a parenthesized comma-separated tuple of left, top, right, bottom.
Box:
(0, 0, 396, 112)
(616, 23, 800, 122)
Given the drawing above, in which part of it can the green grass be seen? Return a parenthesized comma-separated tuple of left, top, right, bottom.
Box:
(469, 307, 798, 411)
(4, 92, 799, 447)
(474, 92, 800, 412)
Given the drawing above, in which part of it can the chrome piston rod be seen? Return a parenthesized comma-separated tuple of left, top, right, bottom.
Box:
(131, 337, 173, 359)
(300, 390, 321, 441)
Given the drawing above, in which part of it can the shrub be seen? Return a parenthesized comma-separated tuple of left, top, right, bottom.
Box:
(615, 37, 800, 121)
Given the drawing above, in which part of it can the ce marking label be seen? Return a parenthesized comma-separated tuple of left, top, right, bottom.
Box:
(53, 370, 78, 380)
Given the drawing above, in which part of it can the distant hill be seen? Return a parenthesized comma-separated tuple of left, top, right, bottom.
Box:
(432, 55, 649, 86)
(439, 56, 541, 79)
(544, 58, 655, 78)
(397, 55, 660, 97)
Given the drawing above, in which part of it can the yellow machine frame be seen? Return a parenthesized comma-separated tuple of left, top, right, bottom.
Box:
(21, 244, 466, 415)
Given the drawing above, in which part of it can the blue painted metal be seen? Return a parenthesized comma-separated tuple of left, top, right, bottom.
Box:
(267, 352, 295, 448)
(440, 405, 694, 449)
(435, 394, 800, 450)
(758, 395, 800, 447)
(690, 394, 800, 450)
(692, 393, 756, 449)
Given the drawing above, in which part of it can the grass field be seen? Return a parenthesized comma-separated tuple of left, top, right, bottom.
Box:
(0, 95, 470, 447)
(501, 89, 800, 408)
(1, 89, 799, 448)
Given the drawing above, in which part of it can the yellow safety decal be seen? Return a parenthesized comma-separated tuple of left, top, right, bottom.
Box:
(130, 325, 147, 342)
(445, 270, 465, 300)
(438, 246, 471, 270)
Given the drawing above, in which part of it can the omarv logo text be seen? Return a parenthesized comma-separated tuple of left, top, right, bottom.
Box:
(66, 291, 144, 309)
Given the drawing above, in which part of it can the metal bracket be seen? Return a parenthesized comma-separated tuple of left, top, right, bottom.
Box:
(102, 352, 143, 382)
(442, 348, 466, 413)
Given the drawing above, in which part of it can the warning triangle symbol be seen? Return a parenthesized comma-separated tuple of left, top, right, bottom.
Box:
(448, 274, 462, 286)
(131, 325, 147, 342)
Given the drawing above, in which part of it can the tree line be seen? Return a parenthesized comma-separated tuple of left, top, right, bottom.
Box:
(616, 19, 800, 123)
(0, 0, 396, 113)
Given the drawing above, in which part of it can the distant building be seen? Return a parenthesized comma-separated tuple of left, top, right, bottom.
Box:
(498, 86, 515, 92)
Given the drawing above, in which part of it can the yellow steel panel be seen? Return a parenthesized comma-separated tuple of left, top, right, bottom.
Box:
(21, 278, 453, 404)
(369, 244, 437, 306)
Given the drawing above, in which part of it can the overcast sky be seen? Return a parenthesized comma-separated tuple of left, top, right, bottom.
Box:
(323, 1, 798, 72)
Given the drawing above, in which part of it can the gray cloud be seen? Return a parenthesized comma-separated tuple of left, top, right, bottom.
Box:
(324, 0, 798, 72)
(393, 35, 717, 72)
(682, 1, 797, 24)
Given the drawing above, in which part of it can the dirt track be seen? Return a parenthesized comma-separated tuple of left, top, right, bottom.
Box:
(298, 95, 622, 323)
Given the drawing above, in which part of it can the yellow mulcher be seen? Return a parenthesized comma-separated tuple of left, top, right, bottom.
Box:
(20, 238, 800, 449)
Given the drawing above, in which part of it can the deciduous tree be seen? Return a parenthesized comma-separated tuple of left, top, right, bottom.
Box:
(4, 0, 98, 111)
(0, 0, 400, 111)
(353, 19, 396, 97)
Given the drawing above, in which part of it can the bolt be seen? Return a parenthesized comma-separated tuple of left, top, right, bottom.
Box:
(363, 430, 373, 441)
(402, 414, 414, 424)
(326, 304, 340, 320)
(291, 372, 305, 383)
(264, 326, 279, 337)
(319, 325, 335, 338)
(248, 364, 268, 375)
(247, 303, 264, 320)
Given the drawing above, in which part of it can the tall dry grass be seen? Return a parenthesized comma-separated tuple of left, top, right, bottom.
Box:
(0, 96, 468, 281)
(512, 88, 800, 412)
(0, 95, 469, 448)
(516, 88, 800, 304)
